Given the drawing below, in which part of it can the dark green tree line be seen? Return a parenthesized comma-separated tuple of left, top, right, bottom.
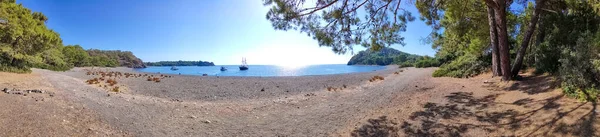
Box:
(0, 0, 145, 73)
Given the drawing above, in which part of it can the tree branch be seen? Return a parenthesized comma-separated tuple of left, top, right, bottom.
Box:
(369, 0, 393, 21)
(343, 0, 369, 15)
(394, 0, 402, 24)
(297, 0, 340, 17)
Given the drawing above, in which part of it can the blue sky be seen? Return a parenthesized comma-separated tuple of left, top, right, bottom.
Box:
(17, 0, 436, 66)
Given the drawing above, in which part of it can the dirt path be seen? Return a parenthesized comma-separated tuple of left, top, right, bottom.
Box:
(0, 72, 126, 136)
(346, 72, 600, 137)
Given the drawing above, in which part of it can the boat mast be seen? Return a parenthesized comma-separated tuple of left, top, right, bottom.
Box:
(241, 57, 247, 66)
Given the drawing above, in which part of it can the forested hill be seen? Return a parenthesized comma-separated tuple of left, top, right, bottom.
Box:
(347, 47, 416, 65)
(145, 61, 215, 66)
(347, 47, 439, 67)
(86, 49, 146, 68)
(0, 1, 145, 72)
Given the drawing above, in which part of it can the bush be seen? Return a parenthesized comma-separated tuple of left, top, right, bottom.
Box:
(36, 48, 71, 71)
(532, 42, 561, 73)
(62, 45, 91, 67)
(0, 65, 30, 73)
(0, 47, 32, 73)
(398, 61, 414, 68)
(562, 84, 599, 101)
(414, 56, 440, 68)
(433, 54, 489, 78)
(558, 33, 600, 101)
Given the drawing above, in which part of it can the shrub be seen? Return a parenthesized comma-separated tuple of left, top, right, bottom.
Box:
(433, 54, 489, 78)
(111, 86, 120, 92)
(398, 62, 414, 68)
(106, 79, 117, 86)
(369, 75, 385, 82)
(558, 33, 600, 101)
(414, 56, 440, 68)
(86, 78, 98, 84)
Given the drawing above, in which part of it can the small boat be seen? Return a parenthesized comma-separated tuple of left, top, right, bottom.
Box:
(239, 58, 249, 70)
(170, 66, 179, 71)
(220, 66, 227, 71)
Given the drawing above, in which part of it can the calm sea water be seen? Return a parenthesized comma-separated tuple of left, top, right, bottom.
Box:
(135, 64, 386, 77)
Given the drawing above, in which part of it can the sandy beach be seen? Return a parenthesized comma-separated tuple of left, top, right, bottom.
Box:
(1, 67, 598, 136)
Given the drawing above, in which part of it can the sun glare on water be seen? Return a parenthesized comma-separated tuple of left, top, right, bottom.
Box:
(276, 62, 309, 69)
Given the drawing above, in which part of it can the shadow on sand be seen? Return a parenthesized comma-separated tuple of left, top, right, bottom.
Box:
(351, 75, 597, 137)
(507, 74, 559, 95)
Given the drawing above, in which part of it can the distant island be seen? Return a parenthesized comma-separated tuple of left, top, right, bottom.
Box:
(145, 61, 215, 66)
(347, 47, 439, 68)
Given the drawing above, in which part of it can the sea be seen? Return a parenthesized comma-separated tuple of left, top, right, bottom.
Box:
(135, 64, 386, 77)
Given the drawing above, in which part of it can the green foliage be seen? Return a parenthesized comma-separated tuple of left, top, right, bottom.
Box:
(145, 60, 214, 66)
(347, 47, 421, 66)
(0, 1, 60, 72)
(398, 62, 414, 68)
(562, 84, 599, 102)
(0, 1, 61, 55)
(35, 48, 70, 71)
(263, 0, 415, 54)
(89, 55, 118, 67)
(432, 54, 489, 78)
(347, 47, 441, 68)
(0, 1, 145, 73)
(414, 56, 439, 68)
(87, 49, 144, 68)
(416, 0, 513, 77)
(62, 45, 90, 67)
(518, 1, 600, 101)
(557, 32, 600, 101)
(417, 0, 600, 101)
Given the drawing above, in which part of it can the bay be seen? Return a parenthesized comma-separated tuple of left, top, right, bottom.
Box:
(135, 64, 385, 77)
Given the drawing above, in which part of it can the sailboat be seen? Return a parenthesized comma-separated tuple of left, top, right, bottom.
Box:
(239, 58, 249, 70)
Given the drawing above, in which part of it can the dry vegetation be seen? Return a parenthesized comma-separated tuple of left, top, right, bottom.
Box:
(327, 84, 349, 92)
(327, 86, 340, 92)
(111, 86, 119, 92)
(393, 69, 404, 75)
(83, 69, 172, 92)
(369, 75, 385, 82)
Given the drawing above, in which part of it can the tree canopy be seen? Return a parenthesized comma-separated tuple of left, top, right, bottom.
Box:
(347, 47, 438, 67)
(265, 0, 600, 101)
(263, 0, 415, 54)
(0, 0, 145, 73)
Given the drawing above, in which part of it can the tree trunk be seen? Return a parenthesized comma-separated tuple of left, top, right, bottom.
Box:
(511, 0, 546, 77)
(493, 0, 512, 81)
(487, 6, 502, 76)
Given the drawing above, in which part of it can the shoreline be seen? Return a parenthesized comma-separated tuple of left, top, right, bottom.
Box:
(128, 65, 398, 78)
(32, 65, 421, 136)
(63, 66, 405, 102)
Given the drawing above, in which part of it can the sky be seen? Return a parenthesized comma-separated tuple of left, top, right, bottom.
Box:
(17, 0, 436, 66)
